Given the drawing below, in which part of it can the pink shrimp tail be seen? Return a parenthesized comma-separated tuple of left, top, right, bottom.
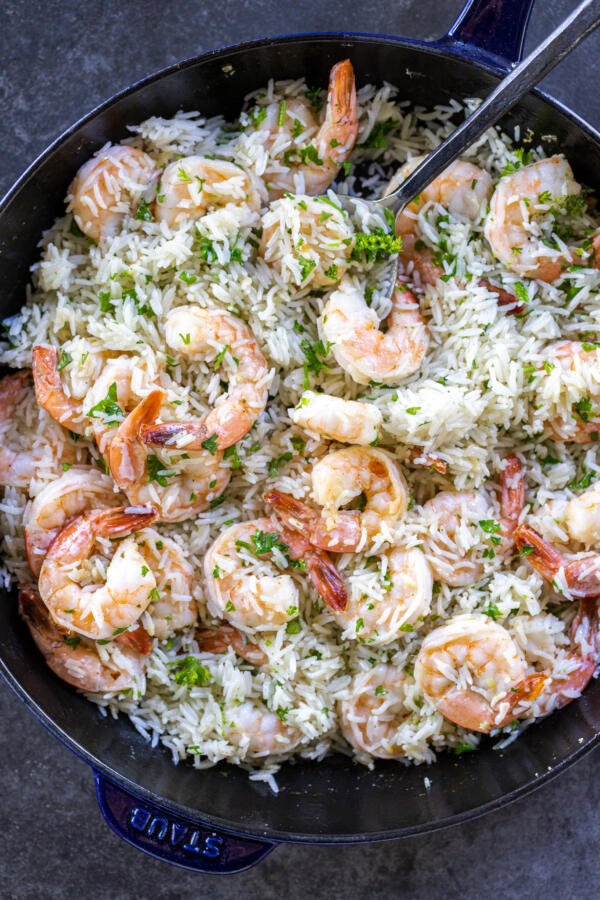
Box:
(196, 624, 268, 666)
(270, 511, 349, 612)
(500, 455, 525, 539)
(515, 525, 600, 599)
(0, 370, 30, 421)
(46, 505, 157, 564)
(263, 489, 360, 552)
(140, 421, 209, 449)
(115, 624, 153, 655)
(514, 524, 565, 583)
(109, 389, 166, 488)
(479, 279, 526, 316)
(305, 550, 348, 612)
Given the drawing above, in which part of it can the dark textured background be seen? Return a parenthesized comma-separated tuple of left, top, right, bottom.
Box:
(1, 1, 599, 897)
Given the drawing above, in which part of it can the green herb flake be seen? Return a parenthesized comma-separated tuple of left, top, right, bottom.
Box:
(86, 382, 124, 426)
(135, 200, 154, 221)
(56, 350, 73, 371)
(147, 454, 174, 487)
(268, 451, 293, 477)
(223, 444, 242, 470)
(201, 433, 219, 454)
(286, 618, 302, 635)
(277, 99, 287, 127)
(352, 228, 402, 263)
(170, 656, 212, 686)
(479, 519, 501, 535)
(454, 742, 477, 756)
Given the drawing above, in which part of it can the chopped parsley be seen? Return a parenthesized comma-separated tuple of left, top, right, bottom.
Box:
(135, 200, 154, 221)
(453, 742, 477, 756)
(298, 255, 317, 281)
(98, 290, 115, 315)
(374, 685, 387, 696)
(299, 144, 323, 166)
(359, 119, 396, 150)
(574, 396, 594, 422)
(286, 618, 302, 635)
(201, 433, 219, 454)
(86, 382, 124, 426)
(306, 86, 324, 111)
(300, 338, 332, 384)
(483, 603, 502, 621)
(568, 469, 594, 490)
(501, 147, 535, 176)
(352, 228, 402, 262)
(56, 350, 72, 371)
(147, 454, 174, 487)
(324, 263, 340, 280)
(519, 545, 534, 557)
(268, 451, 293, 477)
(170, 656, 212, 686)
(223, 444, 242, 470)
(179, 270, 197, 285)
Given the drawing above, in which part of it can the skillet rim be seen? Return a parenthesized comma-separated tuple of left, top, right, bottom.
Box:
(2, 29, 600, 844)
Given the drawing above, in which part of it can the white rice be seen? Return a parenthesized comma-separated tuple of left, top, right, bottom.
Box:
(1, 75, 599, 786)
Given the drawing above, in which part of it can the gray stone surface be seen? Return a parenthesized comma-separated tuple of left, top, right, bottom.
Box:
(1, 0, 599, 896)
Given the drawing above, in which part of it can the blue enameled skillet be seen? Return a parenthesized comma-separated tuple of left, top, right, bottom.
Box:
(1, 0, 600, 873)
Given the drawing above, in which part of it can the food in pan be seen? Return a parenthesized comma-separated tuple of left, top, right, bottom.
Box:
(2, 59, 599, 787)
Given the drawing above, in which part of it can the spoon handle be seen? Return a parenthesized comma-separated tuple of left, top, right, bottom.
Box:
(378, 0, 600, 214)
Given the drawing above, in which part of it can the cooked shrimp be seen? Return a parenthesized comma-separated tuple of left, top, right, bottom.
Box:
(289, 390, 382, 446)
(514, 524, 600, 598)
(542, 342, 600, 443)
(196, 624, 268, 666)
(264, 489, 361, 552)
(414, 614, 546, 732)
(226, 701, 302, 758)
(420, 490, 490, 586)
(67, 144, 157, 242)
(38, 506, 158, 640)
(321, 280, 428, 385)
(264, 448, 407, 553)
(159, 305, 271, 450)
(155, 156, 263, 227)
(19, 586, 146, 694)
(339, 665, 418, 758)
(391, 158, 492, 236)
(259, 194, 354, 287)
(332, 547, 432, 644)
(24, 465, 122, 577)
(535, 599, 599, 714)
(421, 457, 524, 586)
(388, 158, 492, 285)
(203, 518, 300, 628)
(84, 355, 159, 456)
(485, 155, 581, 282)
(311, 446, 409, 543)
(259, 59, 358, 199)
(0, 372, 41, 486)
(108, 389, 231, 523)
(564, 481, 600, 545)
(137, 528, 196, 638)
(32, 344, 106, 436)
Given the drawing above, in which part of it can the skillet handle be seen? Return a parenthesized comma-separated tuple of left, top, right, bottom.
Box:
(93, 771, 276, 873)
(441, 0, 537, 69)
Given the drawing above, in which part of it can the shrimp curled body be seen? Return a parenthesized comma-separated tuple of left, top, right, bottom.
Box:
(414, 614, 545, 732)
(321, 280, 428, 385)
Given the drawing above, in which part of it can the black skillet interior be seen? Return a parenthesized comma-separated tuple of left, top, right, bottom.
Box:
(1, 34, 600, 843)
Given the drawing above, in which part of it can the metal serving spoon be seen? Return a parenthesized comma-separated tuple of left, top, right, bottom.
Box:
(349, 0, 600, 295)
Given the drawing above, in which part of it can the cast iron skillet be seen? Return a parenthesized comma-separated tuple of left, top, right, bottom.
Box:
(1, 0, 600, 874)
